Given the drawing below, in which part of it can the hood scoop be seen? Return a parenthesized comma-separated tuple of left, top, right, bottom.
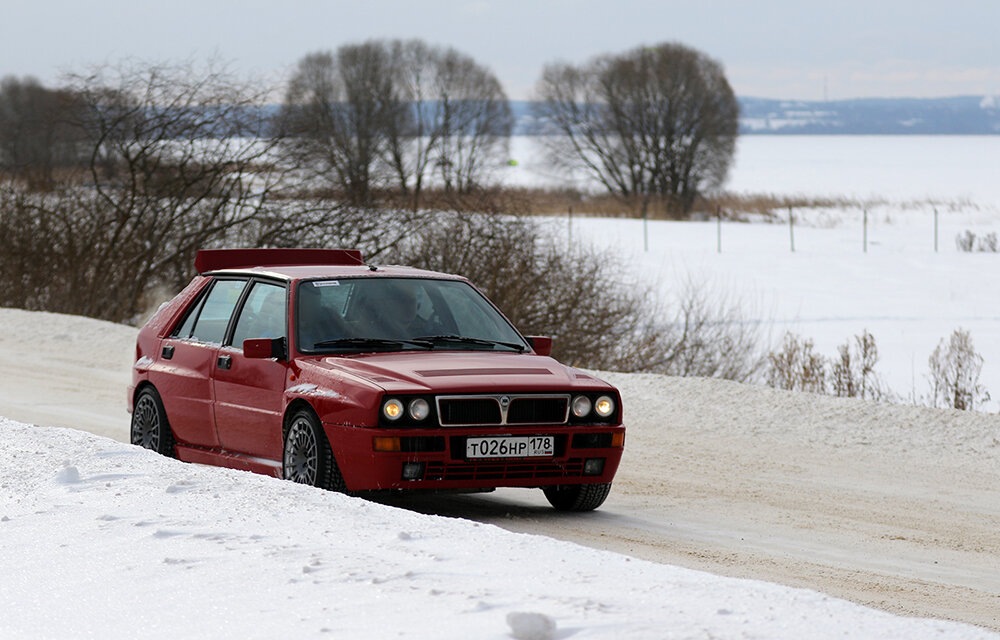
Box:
(416, 367, 553, 378)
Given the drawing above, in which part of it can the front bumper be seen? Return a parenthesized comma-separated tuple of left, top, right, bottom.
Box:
(323, 423, 625, 492)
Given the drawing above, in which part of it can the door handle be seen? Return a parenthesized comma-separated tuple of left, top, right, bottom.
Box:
(217, 355, 232, 370)
(161, 345, 174, 360)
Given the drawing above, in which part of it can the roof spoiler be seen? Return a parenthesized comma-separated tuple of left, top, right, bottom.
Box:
(194, 248, 365, 274)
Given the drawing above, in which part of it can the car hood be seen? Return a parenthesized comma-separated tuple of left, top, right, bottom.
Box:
(297, 351, 611, 394)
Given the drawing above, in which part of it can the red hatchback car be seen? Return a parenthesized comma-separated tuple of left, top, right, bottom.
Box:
(129, 249, 625, 511)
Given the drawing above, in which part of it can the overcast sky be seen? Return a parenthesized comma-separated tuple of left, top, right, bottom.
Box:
(2, 0, 998, 101)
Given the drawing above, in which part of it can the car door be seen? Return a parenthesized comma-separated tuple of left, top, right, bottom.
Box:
(212, 279, 289, 460)
(155, 277, 249, 448)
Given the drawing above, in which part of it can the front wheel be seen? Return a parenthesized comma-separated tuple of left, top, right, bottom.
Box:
(542, 483, 611, 511)
(283, 408, 347, 492)
(130, 387, 176, 457)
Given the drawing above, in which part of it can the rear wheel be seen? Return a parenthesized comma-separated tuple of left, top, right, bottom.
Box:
(283, 408, 347, 492)
(542, 483, 611, 512)
(130, 387, 176, 457)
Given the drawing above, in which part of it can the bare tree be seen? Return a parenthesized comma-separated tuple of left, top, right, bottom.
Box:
(281, 45, 403, 205)
(429, 48, 512, 194)
(0, 76, 89, 190)
(534, 42, 739, 217)
(0, 60, 287, 322)
(284, 40, 512, 209)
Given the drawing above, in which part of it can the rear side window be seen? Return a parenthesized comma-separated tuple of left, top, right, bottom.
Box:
(188, 279, 248, 344)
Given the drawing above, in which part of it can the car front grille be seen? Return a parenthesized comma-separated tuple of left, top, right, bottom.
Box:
(436, 394, 569, 427)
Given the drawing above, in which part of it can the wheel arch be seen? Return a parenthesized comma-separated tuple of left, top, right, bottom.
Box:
(283, 398, 319, 440)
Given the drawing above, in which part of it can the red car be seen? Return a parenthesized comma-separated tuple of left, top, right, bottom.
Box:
(129, 249, 625, 511)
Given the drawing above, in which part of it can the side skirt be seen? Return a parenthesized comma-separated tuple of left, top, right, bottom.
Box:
(175, 443, 283, 478)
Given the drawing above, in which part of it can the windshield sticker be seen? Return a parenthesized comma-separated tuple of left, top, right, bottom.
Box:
(312, 281, 340, 287)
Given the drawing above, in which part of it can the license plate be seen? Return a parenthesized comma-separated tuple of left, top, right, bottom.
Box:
(466, 436, 554, 459)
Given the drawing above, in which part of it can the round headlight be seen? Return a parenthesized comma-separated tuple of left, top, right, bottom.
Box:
(594, 395, 615, 418)
(382, 399, 404, 421)
(408, 398, 430, 421)
(571, 395, 592, 418)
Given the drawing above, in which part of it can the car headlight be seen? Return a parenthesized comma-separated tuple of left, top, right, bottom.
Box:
(594, 395, 615, 418)
(571, 395, 592, 418)
(382, 398, 404, 421)
(408, 398, 430, 421)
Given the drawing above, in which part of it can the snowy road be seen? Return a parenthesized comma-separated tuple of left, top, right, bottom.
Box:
(2, 307, 999, 633)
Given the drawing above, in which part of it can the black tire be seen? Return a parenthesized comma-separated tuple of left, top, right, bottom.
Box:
(283, 408, 348, 492)
(542, 483, 612, 512)
(130, 386, 177, 457)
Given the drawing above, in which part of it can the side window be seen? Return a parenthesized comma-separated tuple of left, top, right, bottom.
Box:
(232, 282, 287, 347)
(173, 294, 206, 339)
(189, 279, 248, 344)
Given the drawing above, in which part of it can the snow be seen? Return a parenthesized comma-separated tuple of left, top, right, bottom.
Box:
(1, 416, 995, 639)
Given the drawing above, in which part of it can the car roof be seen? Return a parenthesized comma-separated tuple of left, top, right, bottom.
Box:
(195, 249, 468, 283)
(204, 264, 468, 283)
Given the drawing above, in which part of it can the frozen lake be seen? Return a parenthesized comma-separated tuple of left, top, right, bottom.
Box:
(505, 134, 1000, 205)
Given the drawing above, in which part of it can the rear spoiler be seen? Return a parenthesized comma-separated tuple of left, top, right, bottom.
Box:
(194, 248, 365, 274)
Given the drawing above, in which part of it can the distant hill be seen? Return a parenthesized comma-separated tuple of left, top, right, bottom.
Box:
(511, 96, 1000, 135)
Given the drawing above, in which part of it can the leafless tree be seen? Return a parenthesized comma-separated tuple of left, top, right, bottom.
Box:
(281, 45, 403, 205)
(428, 48, 512, 194)
(0, 76, 89, 190)
(0, 60, 288, 322)
(533, 42, 739, 217)
(283, 40, 512, 209)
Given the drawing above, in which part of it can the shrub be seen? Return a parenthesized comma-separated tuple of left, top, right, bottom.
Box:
(831, 330, 887, 400)
(766, 332, 827, 393)
(927, 328, 989, 410)
(955, 230, 1000, 253)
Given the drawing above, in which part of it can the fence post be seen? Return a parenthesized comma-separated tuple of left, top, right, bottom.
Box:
(643, 210, 649, 253)
(788, 205, 795, 252)
(863, 207, 868, 253)
(717, 205, 722, 253)
(568, 205, 573, 248)
(934, 207, 939, 252)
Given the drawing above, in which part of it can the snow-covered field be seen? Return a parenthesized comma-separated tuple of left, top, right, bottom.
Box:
(506, 135, 1000, 410)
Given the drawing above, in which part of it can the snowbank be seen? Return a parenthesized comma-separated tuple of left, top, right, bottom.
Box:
(1, 417, 995, 639)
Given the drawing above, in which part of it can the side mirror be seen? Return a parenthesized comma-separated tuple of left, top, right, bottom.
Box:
(525, 336, 552, 357)
(243, 337, 287, 360)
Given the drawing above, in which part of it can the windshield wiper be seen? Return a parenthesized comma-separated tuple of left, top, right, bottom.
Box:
(414, 335, 525, 352)
(312, 337, 433, 351)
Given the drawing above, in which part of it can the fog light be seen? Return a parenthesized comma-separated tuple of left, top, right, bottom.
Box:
(401, 461, 425, 481)
(594, 395, 615, 418)
(583, 458, 605, 476)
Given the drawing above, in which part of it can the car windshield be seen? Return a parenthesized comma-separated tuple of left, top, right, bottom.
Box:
(296, 277, 529, 354)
